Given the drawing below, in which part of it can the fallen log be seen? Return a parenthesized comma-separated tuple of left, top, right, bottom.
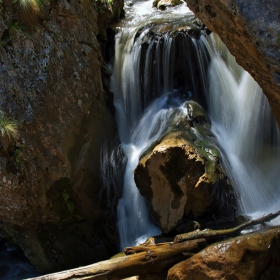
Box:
(25, 239, 206, 280)
(174, 209, 280, 243)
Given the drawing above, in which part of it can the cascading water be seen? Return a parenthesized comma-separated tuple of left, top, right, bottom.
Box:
(110, 0, 207, 248)
(206, 34, 280, 217)
(110, 0, 280, 250)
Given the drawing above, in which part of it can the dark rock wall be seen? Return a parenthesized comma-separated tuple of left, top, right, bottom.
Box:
(0, 0, 123, 273)
(185, 0, 280, 126)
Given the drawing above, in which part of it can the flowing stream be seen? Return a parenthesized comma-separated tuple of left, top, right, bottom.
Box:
(110, 0, 280, 249)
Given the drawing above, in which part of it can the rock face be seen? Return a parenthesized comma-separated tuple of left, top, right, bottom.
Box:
(168, 226, 280, 280)
(184, 0, 280, 126)
(134, 101, 235, 234)
(0, 0, 123, 273)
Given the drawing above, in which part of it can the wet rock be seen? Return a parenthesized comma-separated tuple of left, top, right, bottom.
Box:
(135, 23, 208, 107)
(167, 226, 280, 280)
(153, 0, 183, 10)
(184, 0, 280, 127)
(134, 101, 235, 234)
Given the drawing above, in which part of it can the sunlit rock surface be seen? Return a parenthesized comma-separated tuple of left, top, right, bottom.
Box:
(134, 101, 235, 234)
(0, 0, 123, 273)
(153, 0, 183, 10)
(184, 0, 280, 126)
(168, 226, 280, 280)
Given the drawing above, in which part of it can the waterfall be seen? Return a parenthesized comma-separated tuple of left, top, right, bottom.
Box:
(110, 0, 280, 249)
(206, 35, 280, 217)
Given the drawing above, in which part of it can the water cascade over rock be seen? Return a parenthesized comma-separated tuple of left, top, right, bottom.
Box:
(110, 0, 280, 251)
(110, 0, 216, 249)
(134, 101, 235, 234)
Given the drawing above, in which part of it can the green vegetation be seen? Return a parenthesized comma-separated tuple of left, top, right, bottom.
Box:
(13, 143, 25, 170)
(14, 0, 42, 27)
(8, 21, 28, 37)
(61, 189, 75, 214)
(96, 0, 114, 6)
(0, 111, 19, 139)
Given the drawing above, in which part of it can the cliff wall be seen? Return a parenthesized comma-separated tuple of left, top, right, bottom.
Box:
(0, 0, 123, 273)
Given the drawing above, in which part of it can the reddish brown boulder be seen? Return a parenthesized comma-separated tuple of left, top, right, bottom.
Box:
(134, 101, 235, 234)
(168, 227, 280, 280)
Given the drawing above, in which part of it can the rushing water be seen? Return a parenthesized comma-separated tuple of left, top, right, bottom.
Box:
(111, 0, 280, 249)
(111, 0, 208, 249)
(206, 34, 280, 219)
(0, 239, 39, 280)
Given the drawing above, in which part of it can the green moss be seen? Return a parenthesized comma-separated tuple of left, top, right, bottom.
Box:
(194, 140, 219, 182)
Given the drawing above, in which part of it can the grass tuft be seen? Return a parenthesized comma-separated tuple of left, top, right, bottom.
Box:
(0, 112, 19, 139)
(14, 0, 42, 28)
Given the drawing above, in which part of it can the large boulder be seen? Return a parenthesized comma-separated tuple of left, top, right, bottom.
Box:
(168, 226, 280, 280)
(0, 0, 123, 273)
(184, 0, 280, 127)
(134, 101, 235, 234)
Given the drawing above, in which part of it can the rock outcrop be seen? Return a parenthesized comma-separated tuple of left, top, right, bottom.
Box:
(184, 0, 280, 126)
(134, 101, 235, 234)
(0, 0, 123, 273)
(153, 0, 183, 10)
(168, 226, 280, 280)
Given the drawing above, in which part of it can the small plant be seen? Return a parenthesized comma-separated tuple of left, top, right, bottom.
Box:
(96, 0, 113, 6)
(9, 21, 27, 33)
(14, 0, 42, 28)
(0, 111, 19, 139)
(61, 189, 75, 214)
(13, 143, 25, 170)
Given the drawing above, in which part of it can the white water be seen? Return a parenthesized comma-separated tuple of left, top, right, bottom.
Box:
(111, 0, 280, 249)
(111, 0, 198, 248)
(206, 35, 280, 221)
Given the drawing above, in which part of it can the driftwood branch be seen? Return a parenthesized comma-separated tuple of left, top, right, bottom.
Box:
(174, 209, 280, 243)
(26, 239, 206, 280)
